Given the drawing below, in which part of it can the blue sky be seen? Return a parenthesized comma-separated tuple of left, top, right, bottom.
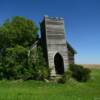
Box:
(0, 0, 100, 64)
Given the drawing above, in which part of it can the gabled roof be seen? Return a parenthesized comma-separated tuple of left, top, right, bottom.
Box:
(67, 42, 77, 54)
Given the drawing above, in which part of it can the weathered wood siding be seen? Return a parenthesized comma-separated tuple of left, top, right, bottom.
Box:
(40, 16, 69, 76)
(68, 51, 75, 64)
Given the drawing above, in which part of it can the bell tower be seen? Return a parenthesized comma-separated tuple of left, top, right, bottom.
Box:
(40, 16, 69, 76)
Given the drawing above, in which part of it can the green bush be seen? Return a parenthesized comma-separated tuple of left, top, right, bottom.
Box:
(32, 66, 50, 81)
(29, 46, 50, 81)
(1, 45, 29, 80)
(69, 64, 91, 82)
(0, 66, 4, 80)
(58, 70, 72, 84)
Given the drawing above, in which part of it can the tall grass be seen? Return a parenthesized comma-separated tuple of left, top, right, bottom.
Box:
(0, 69, 100, 100)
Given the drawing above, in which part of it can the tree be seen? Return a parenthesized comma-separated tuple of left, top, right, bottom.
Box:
(0, 16, 38, 48)
(0, 16, 38, 80)
(0, 16, 49, 80)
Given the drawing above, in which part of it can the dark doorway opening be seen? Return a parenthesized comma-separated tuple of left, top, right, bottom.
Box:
(54, 53, 64, 75)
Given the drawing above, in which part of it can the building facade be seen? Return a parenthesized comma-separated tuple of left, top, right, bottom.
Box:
(40, 16, 76, 76)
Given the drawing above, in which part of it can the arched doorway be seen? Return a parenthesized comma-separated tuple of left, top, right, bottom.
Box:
(54, 53, 64, 75)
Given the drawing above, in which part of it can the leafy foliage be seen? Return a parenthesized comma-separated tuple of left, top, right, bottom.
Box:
(57, 70, 72, 84)
(2, 45, 28, 79)
(69, 64, 91, 82)
(0, 16, 49, 80)
(0, 16, 38, 48)
(29, 46, 49, 80)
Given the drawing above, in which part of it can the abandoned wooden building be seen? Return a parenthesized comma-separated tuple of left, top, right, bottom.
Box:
(40, 16, 76, 76)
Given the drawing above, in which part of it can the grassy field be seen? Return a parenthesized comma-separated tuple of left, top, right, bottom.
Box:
(82, 64, 100, 69)
(0, 69, 100, 100)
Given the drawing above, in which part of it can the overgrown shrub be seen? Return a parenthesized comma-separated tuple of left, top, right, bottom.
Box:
(32, 66, 49, 80)
(69, 64, 91, 82)
(28, 46, 50, 81)
(1, 45, 29, 80)
(0, 66, 4, 80)
(58, 70, 72, 84)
